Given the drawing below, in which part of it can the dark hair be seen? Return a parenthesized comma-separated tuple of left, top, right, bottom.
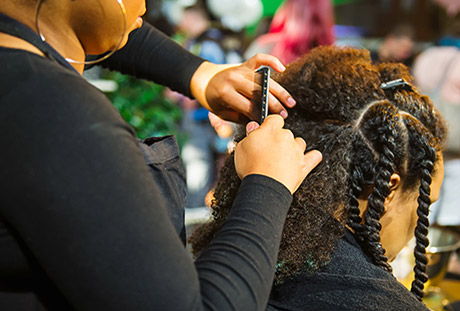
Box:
(189, 46, 447, 301)
(388, 23, 415, 40)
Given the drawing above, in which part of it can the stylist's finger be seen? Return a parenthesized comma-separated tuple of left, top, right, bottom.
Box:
(230, 78, 288, 120)
(260, 114, 285, 130)
(269, 79, 296, 108)
(231, 75, 291, 120)
(303, 150, 323, 173)
(243, 54, 296, 113)
(244, 53, 286, 72)
(267, 92, 288, 119)
(289, 149, 322, 193)
(295, 137, 307, 152)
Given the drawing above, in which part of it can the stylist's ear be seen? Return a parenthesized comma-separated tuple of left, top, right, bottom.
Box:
(384, 174, 401, 204)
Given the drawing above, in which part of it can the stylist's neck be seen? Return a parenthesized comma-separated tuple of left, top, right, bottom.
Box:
(0, 4, 86, 74)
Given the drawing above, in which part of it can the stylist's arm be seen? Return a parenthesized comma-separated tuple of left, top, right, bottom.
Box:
(194, 115, 321, 310)
(103, 23, 294, 123)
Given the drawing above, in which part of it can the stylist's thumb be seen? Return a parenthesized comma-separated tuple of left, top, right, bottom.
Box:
(261, 114, 285, 130)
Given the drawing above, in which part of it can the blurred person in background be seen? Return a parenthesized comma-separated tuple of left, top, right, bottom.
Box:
(434, 0, 460, 16)
(413, 20, 460, 230)
(177, 3, 228, 65)
(244, 0, 335, 64)
(173, 2, 243, 207)
(370, 23, 416, 67)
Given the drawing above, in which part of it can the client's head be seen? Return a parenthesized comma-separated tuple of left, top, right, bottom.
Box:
(189, 46, 447, 301)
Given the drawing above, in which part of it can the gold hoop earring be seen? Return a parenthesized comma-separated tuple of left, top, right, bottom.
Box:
(35, 0, 127, 65)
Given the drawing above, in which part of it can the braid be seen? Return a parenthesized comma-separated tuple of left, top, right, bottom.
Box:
(410, 159, 432, 300)
(356, 101, 404, 272)
(347, 167, 365, 241)
(403, 116, 437, 301)
(347, 134, 375, 242)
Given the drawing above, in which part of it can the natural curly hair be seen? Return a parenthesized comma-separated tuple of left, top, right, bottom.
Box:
(189, 46, 447, 301)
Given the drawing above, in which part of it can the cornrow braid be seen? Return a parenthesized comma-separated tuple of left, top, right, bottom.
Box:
(355, 101, 404, 272)
(403, 116, 437, 301)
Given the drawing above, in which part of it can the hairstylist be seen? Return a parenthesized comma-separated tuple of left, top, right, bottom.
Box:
(0, 1, 322, 310)
(97, 4, 299, 243)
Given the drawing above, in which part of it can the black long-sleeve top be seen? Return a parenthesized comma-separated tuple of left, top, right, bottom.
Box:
(266, 229, 429, 311)
(100, 23, 205, 98)
(0, 20, 292, 310)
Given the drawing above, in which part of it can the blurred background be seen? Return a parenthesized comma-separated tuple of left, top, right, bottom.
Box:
(87, 0, 460, 209)
(84, 2, 460, 308)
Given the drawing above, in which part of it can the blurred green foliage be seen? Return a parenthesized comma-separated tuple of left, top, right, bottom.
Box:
(104, 71, 185, 144)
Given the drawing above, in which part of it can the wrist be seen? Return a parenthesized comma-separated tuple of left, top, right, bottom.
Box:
(241, 174, 292, 203)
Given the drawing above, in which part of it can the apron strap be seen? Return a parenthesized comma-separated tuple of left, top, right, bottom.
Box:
(0, 11, 78, 73)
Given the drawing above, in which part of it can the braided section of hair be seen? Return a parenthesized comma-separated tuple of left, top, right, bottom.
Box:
(356, 101, 403, 272)
(347, 134, 376, 242)
(403, 116, 437, 301)
(347, 167, 365, 241)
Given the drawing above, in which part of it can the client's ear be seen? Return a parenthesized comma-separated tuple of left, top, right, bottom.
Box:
(384, 173, 401, 205)
(358, 174, 401, 218)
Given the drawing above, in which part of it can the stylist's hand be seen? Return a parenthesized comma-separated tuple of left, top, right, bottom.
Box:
(190, 54, 296, 123)
(234, 115, 322, 194)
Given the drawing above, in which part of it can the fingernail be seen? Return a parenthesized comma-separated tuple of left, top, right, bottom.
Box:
(279, 64, 286, 71)
(246, 122, 255, 134)
(288, 97, 296, 107)
(280, 110, 288, 119)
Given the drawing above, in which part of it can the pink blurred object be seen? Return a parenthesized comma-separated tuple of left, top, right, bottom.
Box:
(256, 0, 335, 64)
(433, 0, 460, 16)
(413, 46, 460, 105)
(414, 46, 460, 153)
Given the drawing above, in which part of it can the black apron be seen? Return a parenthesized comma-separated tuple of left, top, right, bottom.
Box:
(0, 12, 187, 244)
